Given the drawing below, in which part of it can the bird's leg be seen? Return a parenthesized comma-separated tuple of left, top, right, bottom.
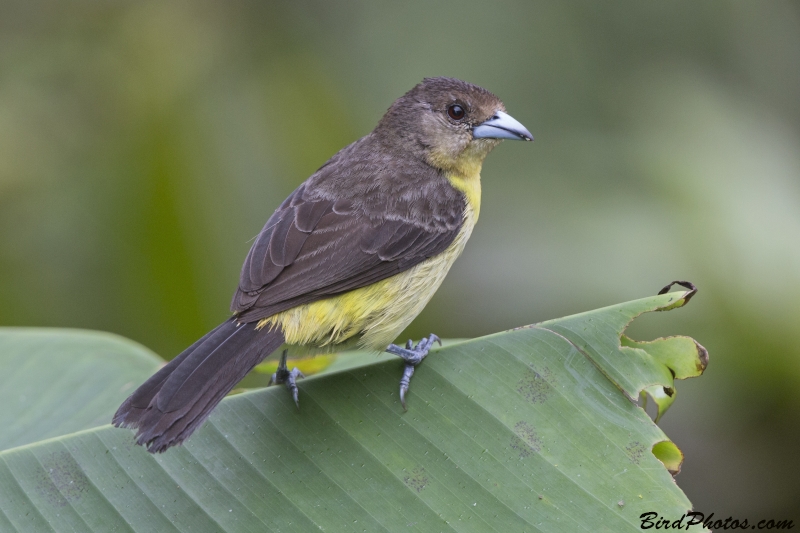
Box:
(268, 350, 305, 408)
(385, 334, 441, 410)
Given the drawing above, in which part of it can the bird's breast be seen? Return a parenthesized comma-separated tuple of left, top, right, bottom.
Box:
(354, 200, 478, 350)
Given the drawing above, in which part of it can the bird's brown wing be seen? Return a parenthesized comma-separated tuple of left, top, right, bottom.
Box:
(231, 179, 465, 323)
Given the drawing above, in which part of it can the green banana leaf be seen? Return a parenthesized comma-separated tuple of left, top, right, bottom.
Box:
(0, 289, 708, 532)
(0, 329, 163, 451)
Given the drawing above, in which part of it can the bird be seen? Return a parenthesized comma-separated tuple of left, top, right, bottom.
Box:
(113, 76, 532, 453)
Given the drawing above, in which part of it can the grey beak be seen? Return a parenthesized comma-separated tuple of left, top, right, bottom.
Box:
(472, 110, 533, 141)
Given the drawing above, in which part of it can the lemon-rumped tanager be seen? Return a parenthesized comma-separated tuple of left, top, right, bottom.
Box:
(113, 77, 532, 453)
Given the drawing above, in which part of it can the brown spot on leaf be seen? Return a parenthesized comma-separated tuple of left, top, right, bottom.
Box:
(625, 442, 646, 465)
(35, 451, 90, 507)
(511, 421, 542, 458)
(516, 367, 554, 404)
(510, 436, 532, 458)
(403, 467, 428, 493)
(696, 341, 709, 372)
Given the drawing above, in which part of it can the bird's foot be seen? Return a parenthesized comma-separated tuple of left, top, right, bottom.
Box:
(268, 350, 305, 408)
(386, 334, 441, 410)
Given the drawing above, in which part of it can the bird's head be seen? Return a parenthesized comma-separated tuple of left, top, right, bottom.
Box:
(374, 77, 532, 175)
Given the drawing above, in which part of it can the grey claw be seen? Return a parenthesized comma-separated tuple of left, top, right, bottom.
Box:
(269, 350, 304, 408)
(386, 333, 441, 410)
(287, 367, 305, 409)
(399, 364, 415, 411)
(422, 334, 441, 351)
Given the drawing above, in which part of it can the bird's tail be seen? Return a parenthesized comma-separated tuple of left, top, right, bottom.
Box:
(113, 319, 285, 453)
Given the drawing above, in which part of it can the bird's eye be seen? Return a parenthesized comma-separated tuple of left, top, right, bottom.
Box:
(447, 104, 465, 121)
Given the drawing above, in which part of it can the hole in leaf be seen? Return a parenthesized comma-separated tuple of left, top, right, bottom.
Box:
(652, 440, 683, 476)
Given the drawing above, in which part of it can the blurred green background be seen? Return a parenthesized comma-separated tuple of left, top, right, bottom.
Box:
(1, 0, 798, 518)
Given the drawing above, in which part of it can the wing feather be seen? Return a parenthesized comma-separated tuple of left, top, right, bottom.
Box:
(230, 135, 466, 323)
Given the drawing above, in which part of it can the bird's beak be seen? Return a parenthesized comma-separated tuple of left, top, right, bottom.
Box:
(472, 111, 533, 142)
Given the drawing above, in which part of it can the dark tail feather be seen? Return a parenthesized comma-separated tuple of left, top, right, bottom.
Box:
(113, 319, 285, 453)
